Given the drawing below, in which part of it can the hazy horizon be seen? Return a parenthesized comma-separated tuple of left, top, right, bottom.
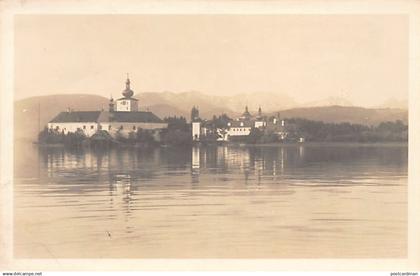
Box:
(13, 90, 408, 110)
(15, 15, 408, 108)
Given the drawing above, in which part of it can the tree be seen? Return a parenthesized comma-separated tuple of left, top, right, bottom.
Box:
(164, 116, 189, 131)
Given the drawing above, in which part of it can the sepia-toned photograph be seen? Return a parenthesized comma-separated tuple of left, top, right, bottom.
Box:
(1, 0, 420, 273)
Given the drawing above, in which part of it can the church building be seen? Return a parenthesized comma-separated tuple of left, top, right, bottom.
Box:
(48, 76, 167, 138)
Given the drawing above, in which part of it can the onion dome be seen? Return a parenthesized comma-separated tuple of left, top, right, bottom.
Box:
(122, 77, 134, 98)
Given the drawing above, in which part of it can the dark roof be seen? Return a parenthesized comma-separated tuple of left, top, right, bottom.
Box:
(49, 111, 101, 123)
(99, 111, 164, 123)
(50, 110, 164, 124)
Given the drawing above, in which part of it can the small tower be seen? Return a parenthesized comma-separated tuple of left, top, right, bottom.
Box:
(191, 106, 201, 141)
(115, 74, 139, 112)
(257, 106, 262, 118)
(255, 106, 265, 128)
(191, 106, 200, 122)
(240, 105, 252, 120)
(109, 95, 115, 112)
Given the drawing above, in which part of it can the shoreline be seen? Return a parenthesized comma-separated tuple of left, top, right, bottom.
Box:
(29, 140, 408, 148)
(237, 141, 408, 147)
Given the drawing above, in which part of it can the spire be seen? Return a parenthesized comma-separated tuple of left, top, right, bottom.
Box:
(126, 73, 130, 89)
(241, 105, 251, 120)
(258, 106, 262, 116)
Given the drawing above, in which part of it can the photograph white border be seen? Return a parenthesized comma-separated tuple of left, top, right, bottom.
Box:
(1, 0, 419, 271)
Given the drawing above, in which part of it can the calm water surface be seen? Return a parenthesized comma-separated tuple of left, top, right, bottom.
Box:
(14, 143, 407, 258)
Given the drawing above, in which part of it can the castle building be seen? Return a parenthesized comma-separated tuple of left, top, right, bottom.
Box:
(48, 76, 167, 138)
(191, 106, 287, 142)
(227, 106, 266, 137)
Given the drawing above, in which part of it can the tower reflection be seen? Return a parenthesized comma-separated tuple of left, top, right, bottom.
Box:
(191, 146, 200, 183)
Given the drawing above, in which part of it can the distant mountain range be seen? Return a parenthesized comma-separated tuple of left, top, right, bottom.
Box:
(134, 91, 296, 118)
(14, 92, 408, 141)
(273, 106, 407, 126)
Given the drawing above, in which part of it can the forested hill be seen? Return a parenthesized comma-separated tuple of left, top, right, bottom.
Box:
(275, 106, 407, 126)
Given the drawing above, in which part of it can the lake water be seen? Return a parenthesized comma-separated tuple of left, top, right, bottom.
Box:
(14, 143, 407, 258)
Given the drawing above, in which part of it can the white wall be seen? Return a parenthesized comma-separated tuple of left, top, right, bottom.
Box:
(254, 121, 266, 128)
(48, 121, 167, 138)
(106, 122, 168, 137)
(48, 122, 98, 137)
(216, 128, 229, 141)
(115, 99, 138, 112)
(192, 122, 201, 140)
(228, 127, 251, 136)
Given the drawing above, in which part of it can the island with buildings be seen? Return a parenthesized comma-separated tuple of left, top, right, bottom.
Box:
(38, 77, 408, 147)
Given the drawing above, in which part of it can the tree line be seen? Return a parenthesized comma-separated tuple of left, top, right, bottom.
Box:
(38, 116, 408, 147)
(284, 118, 407, 143)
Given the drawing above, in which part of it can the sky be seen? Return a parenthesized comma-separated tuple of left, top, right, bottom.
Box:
(14, 14, 408, 107)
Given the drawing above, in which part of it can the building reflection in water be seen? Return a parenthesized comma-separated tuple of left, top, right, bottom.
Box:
(299, 145, 305, 159)
(187, 145, 308, 182)
(280, 147, 285, 174)
(42, 144, 310, 184)
(36, 144, 311, 237)
(191, 146, 200, 183)
(192, 146, 200, 170)
(109, 174, 133, 211)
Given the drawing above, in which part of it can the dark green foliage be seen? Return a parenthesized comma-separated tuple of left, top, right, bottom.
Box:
(62, 129, 87, 146)
(161, 129, 192, 146)
(114, 129, 128, 144)
(200, 129, 221, 143)
(164, 116, 189, 131)
(247, 128, 263, 144)
(285, 118, 408, 142)
(258, 131, 279, 144)
(209, 114, 232, 129)
(161, 116, 192, 146)
(38, 127, 86, 146)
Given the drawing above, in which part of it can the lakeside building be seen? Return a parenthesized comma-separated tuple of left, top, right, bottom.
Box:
(191, 106, 288, 142)
(48, 77, 167, 138)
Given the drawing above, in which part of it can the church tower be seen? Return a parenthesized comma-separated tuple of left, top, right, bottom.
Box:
(240, 105, 252, 120)
(115, 74, 139, 112)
